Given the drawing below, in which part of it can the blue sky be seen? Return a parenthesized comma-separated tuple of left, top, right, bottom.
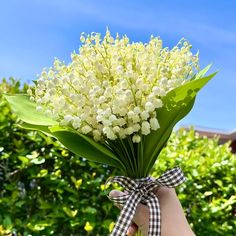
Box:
(1, 0, 236, 131)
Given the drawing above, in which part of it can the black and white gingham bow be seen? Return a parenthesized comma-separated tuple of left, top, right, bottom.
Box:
(108, 167, 186, 236)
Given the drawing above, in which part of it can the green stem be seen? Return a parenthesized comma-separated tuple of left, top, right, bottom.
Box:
(135, 229, 143, 236)
(140, 136, 144, 177)
(127, 136, 138, 176)
(107, 141, 129, 174)
(136, 135, 145, 178)
(133, 143, 139, 178)
(118, 138, 136, 177)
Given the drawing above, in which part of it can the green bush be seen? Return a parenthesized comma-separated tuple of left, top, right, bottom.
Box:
(1, 79, 235, 235)
(0, 78, 118, 235)
(153, 128, 236, 236)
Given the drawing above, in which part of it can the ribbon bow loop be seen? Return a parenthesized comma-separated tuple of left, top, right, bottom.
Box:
(155, 167, 186, 188)
(108, 167, 185, 236)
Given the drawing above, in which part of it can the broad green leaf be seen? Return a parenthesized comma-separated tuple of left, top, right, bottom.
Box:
(144, 98, 195, 175)
(3, 94, 57, 126)
(143, 72, 217, 175)
(167, 72, 217, 104)
(49, 126, 125, 171)
(18, 122, 54, 137)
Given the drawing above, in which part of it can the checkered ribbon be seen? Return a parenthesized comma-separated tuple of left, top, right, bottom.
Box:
(108, 167, 185, 236)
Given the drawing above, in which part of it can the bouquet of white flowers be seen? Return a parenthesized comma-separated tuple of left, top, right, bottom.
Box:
(5, 30, 216, 235)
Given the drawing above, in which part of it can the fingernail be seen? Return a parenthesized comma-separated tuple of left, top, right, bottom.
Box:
(109, 190, 123, 198)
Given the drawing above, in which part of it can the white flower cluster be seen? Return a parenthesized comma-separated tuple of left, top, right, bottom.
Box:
(28, 30, 199, 143)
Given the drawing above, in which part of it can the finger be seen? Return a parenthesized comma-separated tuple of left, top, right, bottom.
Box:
(109, 189, 129, 197)
(109, 190, 125, 198)
(127, 222, 138, 236)
(109, 190, 127, 209)
(132, 202, 149, 235)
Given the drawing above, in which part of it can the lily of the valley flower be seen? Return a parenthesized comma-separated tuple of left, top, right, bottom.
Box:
(28, 30, 199, 143)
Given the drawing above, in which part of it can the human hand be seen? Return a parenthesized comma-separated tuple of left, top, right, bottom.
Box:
(109, 187, 195, 236)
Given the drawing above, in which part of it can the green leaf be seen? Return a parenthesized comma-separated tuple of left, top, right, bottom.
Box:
(3, 216, 12, 230)
(144, 98, 195, 175)
(37, 169, 48, 177)
(49, 126, 125, 171)
(18, 122, 54, 137)
(167, 72, 217, 104)
(143, 72, 217, 175)
(18, 156, 30, 165)
(27, 222, 53, 231)
(3, 94, 57, 126)
(30, 157, 45, 165)
(195, 64, 212, 80)
(62, 207, 78, 218)
(84, 206, 97, 214)
(70, 176, 83, 189)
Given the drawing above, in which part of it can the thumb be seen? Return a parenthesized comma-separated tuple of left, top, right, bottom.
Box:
(109, 189, 126, 198)
(109, 190, 128, 209)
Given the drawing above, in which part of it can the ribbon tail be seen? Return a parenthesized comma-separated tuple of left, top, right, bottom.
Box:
(110, 192, 142, 236)
(147, 193, 161, 236)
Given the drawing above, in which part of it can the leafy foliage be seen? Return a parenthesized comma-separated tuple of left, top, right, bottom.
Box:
(0, 78, 118, 235)
(1, 78, 235, 235)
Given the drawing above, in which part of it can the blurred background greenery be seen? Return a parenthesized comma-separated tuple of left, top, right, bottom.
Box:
(0, 79, 235, 235)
